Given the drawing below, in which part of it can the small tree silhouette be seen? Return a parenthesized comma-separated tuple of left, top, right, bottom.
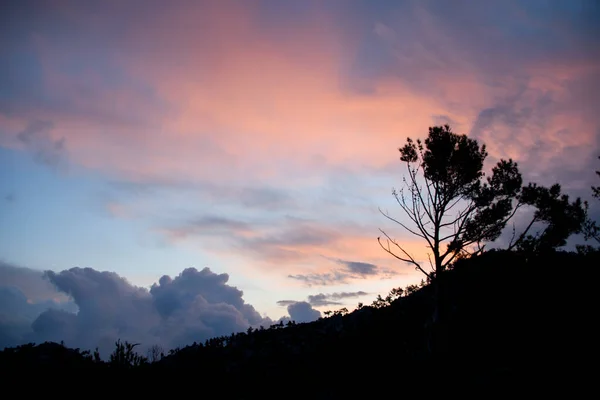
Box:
(371, 287, 404, 308)
(147, 344, 164, 363)
(333, 307, 348, 316)
(109, 339, 147, 368)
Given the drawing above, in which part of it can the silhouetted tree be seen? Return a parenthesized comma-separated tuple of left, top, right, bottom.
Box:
(379, 125, 587, 356)
(593, 156, 600, 199)
(333, 307, 349, 316)
(379, 125, 522, 279)
(371, 287, 404, 308)
(404, 284, 419, 296)
(109, 340, 147, 368)
(508, 183, 588, 252)
(583, 156, 600, 244)
(380, 124, 587, 275)
(147, 344, 164, 363)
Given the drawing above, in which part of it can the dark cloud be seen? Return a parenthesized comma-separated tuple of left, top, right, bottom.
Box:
(287, 301, 321, 323)
(16, 120, 67, 169)
(4, 193, 15, 203)
(432, 115, 457, 127)
(0, 286, 75, 323)
(288, 258, 395, 287)
(288, 271, 351, 287)
(337, 259, 378, 276)
(351, 0, 600, 86)
(0, 261, 71, 303)
(307, 291, 369, 307)
(306, 294, 339, 307)
(331, 291, 369, 299)
(0, 264, 271, 357)
(276, 300, 297, 307)
(0, 262, 77, 349)
(279, 291, 369, 308)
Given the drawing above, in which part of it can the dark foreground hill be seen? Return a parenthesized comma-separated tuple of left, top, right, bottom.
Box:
(1, 249, 597, 396)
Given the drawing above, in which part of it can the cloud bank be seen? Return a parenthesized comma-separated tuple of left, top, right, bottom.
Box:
(0, 262, 273, 357)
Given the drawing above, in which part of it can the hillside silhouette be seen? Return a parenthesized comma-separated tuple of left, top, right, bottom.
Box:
(1, 249, 596, 395)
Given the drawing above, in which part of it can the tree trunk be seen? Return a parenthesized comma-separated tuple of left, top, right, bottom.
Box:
(428, 263, 446, 358)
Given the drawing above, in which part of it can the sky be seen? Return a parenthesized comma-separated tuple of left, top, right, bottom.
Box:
(0, 0, 599, 355)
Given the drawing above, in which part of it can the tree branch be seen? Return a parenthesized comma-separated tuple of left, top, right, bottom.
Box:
(507, 214, 537, 251)
(378, 207, 426, 239)
(407, 162, 435, 224)
(378, 229, 433, 279)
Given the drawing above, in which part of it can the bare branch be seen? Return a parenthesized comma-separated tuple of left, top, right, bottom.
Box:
(392, 190, 423, 226)
(439, 201, 477, 229)
(378, 207, 427, 239)
(438, 201, 476, 243)
(444, 195, 465, 214)
(424, 177, 437, 220)
(378, 229, 433, 279)
(406, 162, 435, 224)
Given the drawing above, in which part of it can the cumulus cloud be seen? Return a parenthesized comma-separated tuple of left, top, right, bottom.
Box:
(0, 262, 77, 349)
(287, 302, 321, 323)
(0, 261, 71, 303)
(337, 260, 378, 276)
(0, 264, 271, 357)
(278, 291, 369, 309)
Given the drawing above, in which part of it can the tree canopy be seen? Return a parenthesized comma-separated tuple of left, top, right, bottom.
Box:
(593, 156, 600, 200)
(583, 156, 600, 244)
(379, 124, 587, 279)
(378, 125, 522, 279)
(510, 182, 587, 253)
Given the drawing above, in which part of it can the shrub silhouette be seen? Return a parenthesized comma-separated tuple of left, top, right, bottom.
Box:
(109, 340, 147, 368)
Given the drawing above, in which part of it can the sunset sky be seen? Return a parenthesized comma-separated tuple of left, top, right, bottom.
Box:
(1, 0, 599, 353)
